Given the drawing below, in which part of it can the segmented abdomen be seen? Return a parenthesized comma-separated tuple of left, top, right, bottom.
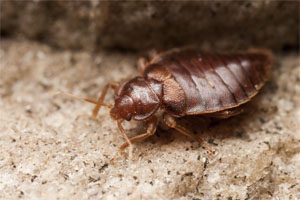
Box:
(151, 49, 272, 114)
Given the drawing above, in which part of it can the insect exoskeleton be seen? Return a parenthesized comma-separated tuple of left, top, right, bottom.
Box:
(65, 48, 273, 150)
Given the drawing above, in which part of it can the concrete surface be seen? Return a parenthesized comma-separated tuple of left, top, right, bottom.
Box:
(0, 40, 299, 199)
(1, 1, 299, 51)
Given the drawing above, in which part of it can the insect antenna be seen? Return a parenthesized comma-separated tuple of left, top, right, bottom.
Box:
(58, 91, 113, 108)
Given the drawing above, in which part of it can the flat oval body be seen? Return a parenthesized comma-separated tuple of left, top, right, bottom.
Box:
(144, 49, 273, 116)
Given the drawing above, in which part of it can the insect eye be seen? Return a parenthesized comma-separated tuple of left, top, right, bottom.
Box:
(125, 114, 132, 121)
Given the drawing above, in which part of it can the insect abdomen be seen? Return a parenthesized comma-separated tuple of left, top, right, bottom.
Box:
(151, 49, 272, 115)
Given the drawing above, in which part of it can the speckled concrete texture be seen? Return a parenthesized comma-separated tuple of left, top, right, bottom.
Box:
(0, 40, 299, 199)
(1, 1, 299, 51)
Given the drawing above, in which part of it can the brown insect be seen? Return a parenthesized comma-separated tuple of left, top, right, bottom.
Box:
(65, 48, 273, 150)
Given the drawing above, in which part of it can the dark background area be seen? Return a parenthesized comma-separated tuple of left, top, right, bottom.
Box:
(1, 1, 299, 52)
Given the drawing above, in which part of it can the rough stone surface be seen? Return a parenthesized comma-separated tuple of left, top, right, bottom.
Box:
(1, 1, 299, 52)
(0, 40, 299, 199)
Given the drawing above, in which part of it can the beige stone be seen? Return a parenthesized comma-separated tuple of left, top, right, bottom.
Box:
(0, 40, 299, 199)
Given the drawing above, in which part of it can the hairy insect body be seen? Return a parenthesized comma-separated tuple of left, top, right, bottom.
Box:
(144, 50, 272, 116)
(73, 48, 273, 150)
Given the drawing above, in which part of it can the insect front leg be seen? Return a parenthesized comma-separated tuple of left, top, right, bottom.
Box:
(119, 117, 158, 150)
(92, 82, 118, 119)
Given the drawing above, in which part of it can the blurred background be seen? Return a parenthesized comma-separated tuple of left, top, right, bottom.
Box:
(0, 1, 300, 199)
(1, 1, 299, 52)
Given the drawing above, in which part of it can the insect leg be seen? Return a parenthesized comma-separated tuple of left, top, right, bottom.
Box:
(92, 82, 118, 119)
(117, 119, 132, 148)
(137, 57, 149, 74)
(163, 114, 203, 143)
(119, 117, 158, 150)
(163, 114, 215, 154)
(137, 50, 160, 74)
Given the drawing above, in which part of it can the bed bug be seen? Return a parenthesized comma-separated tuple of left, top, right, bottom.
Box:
(64, 48, 273, 150)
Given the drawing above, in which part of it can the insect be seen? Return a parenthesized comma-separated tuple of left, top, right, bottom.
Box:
(65, 48, 273, 150)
